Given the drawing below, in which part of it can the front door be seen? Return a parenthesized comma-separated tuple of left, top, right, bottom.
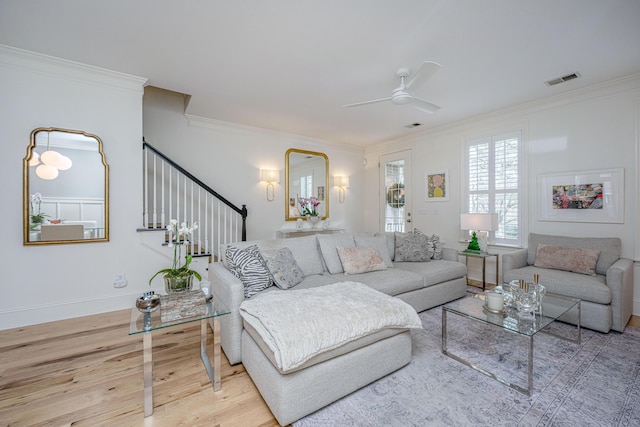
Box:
(379, 150, 412, 232)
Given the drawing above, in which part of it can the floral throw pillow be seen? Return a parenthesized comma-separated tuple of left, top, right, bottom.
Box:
(394, 231, 430, 262)
(225, 245, 273, 298)
(260, 247, 305, 290)
(336, 246, 388, 275)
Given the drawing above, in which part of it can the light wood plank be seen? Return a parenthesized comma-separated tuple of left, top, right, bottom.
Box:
(0, 309, 281, 427)
(1, 308, 638, 426)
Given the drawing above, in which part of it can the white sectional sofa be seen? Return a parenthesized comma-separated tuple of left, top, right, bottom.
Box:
(209, 231, 467, 425)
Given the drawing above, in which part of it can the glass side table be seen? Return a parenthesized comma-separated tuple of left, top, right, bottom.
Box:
(458, 251, 499, 291)
(129, 292, 230, 417)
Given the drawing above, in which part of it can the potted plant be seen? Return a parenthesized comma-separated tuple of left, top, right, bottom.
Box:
(149, 219, 202, 293)
(29, 192, 48, 227)
(298, 197, 321, 226)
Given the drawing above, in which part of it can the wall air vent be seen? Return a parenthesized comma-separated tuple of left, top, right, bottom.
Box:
(405, 123, 422, 128)
(545, 72, 581, 86)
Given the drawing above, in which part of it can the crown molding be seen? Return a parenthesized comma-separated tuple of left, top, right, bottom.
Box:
(0, 44, 147, 92)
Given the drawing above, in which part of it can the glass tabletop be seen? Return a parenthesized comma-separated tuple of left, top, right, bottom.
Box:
(443, 293, 580, 337)
(129, 291, 230, 335)
(458, 251, 497, 258)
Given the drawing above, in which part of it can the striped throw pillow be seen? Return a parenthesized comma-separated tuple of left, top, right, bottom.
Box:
(225, 245, 273, 298)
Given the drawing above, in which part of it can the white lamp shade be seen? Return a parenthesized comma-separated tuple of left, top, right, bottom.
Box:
(260, 169, 280, 183)
(460, 213, 498, 231)
(40, 150, 63, 168)
(56, 155, 73, 171)
(36, 164, 59, 180)
(334, 176, 349, 187)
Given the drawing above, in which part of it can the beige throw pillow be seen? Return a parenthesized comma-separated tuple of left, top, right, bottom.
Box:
(534, 244, 600, 276)
(336, 246, 388, 275)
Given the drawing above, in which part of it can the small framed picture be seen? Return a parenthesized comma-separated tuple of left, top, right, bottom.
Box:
(425, 170, 449, 202)
(317, 186, 325, 201)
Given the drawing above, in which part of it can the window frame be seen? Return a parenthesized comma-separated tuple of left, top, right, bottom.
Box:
(463, 129, 524, 247)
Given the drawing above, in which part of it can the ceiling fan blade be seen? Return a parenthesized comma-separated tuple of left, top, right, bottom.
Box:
(412, 97, 441, 114)
(344, 97, 392, 108)
(405, 61, 441, 91)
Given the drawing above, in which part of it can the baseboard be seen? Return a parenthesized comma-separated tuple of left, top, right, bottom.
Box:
(0, 292, 139, 330)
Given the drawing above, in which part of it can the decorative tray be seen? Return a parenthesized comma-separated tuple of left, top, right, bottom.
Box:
(482, 304, 507, 315)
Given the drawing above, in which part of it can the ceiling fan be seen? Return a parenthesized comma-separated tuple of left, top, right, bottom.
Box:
(344, 61, 442, 114)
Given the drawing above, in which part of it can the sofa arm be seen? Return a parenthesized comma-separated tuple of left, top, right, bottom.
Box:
(501, 248, 528, 277)
(606, 257, 634, 332)
(209, 262, 245, 365)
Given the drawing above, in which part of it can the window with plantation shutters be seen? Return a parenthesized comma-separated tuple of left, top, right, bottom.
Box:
(464, 130, 523, 246)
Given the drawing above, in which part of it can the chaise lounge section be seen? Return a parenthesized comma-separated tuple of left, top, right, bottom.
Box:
(209, 231, 467, 424)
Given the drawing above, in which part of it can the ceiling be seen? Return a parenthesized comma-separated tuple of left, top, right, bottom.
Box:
(1, 0, 639, 148)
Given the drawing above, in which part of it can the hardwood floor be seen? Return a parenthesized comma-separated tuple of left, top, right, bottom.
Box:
(1, 309, 639, 426)
(0, 309, 280, 427)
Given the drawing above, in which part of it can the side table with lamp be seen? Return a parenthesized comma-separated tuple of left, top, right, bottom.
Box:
(460, 213, 499, 291)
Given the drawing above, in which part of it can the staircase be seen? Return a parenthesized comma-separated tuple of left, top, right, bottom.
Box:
(139, 139, 248, 265)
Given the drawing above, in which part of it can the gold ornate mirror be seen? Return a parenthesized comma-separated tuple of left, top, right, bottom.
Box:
(285, 148, 329, 221)
(23, 127, 109, 245)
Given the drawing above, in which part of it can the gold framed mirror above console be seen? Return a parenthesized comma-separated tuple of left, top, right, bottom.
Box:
(285, 148, 329, 221)
(23, 127, 109, 245)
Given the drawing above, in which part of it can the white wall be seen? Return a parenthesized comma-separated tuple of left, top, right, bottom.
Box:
(142, 87, 366, 240)
(365, 75, 640, 314)
(0, 46, 155, 329)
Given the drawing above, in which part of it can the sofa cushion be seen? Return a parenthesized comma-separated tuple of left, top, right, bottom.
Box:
(260, 247, 305, 290)
(394, 260, 467, 288)
(337, 246, 388, 275)
(226, 245, 273, 298)
(374, 232, 396, 261)
(330, 268, 425, 296)
(317, 234, 356, 274)
(221, 235, 324, 277)
(354, 234, 394, 267)
(527, 233, 621, 275)
(534, 244, 600, 276)
(503, 265, 611, 305)
(394, 231, 430, 262)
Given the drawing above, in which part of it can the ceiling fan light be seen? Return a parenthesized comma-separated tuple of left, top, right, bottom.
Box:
(57, 155, 72, 171)
(41, 150, 62, 168)
(36, 164, 59, 180)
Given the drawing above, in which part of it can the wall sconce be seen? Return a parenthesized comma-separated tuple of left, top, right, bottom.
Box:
(260, 169, 280, 202)
(334, 175, 349, 203)
(460, 213, 498, 253)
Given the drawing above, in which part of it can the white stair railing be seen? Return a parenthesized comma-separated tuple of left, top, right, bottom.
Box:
(142, 140, 247, 260)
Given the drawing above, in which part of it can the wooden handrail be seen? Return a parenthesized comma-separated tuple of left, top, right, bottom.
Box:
(143, 139, 247, 241)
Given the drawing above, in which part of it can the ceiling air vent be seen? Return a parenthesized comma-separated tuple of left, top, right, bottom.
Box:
(405, 123, 422, 128)
(545, 72, 581, 86)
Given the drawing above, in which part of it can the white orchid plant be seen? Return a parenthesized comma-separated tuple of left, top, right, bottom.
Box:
(149, 219, 202, 285)
(30, 192, 48, 224)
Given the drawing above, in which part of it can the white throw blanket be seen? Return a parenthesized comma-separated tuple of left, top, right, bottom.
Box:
(239, 281, 422, 372)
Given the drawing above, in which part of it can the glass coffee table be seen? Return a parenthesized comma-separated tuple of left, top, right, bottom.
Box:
(442, 293, 580, 395)
(129, 293, 230, 417)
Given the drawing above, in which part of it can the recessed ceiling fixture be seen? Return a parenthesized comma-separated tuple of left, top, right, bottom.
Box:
(405, 123, 422, 128)
(545, 72, 581, 86)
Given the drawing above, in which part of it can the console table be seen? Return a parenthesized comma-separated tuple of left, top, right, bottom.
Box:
(128, 292, 230, 417)
(276, 228, 344, 239)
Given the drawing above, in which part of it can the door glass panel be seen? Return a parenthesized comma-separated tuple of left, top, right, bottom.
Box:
(384, 160, 406, 232)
